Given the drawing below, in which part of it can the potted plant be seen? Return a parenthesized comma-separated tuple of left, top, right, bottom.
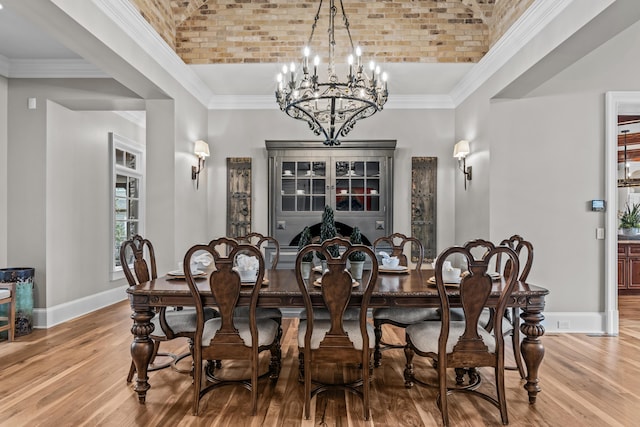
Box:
(348, 226, 366, 280)
(317, 205, 339, 270)
(620, 203, 640, 236)
(298, 226, 314, 279)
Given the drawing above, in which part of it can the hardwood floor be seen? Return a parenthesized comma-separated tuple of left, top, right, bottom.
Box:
(1, 297, 639, 426)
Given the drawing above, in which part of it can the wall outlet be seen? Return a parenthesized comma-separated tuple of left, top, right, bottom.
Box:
(557, 320, 570, 329)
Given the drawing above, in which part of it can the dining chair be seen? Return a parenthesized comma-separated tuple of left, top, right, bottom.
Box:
(494, 234, 533, 379)
(403, 239, 520, 426)
(371, 232, 437, 367)
(295, 237, 378, 420)
(184, 238, 281, 416)
(233, 233, 283, 350)
(237, 232, 280, 269)
(120, 235, 217, 382)
(0, 282, 16, 342)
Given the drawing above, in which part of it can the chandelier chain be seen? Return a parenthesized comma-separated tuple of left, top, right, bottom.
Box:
(307, 0, 324, 48)
(338, 0, 355, 52)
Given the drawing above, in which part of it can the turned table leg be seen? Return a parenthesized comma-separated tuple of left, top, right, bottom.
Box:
(130, 309, 155, 404)
(520, 295, 546, 404)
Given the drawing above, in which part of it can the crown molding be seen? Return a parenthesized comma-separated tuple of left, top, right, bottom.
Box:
(92, 0, 213, 107)
(7, 58, 108, 78)
(208, 94, 455, 110)
(113, 110, 146, 127)
(449, 0, 573, 106)
(385, 95, 455, 110)
(208, 95, 276, 110)
(0, 54, 9, 77)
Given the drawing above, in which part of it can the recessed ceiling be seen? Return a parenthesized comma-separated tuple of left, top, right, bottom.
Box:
(0, 1, 474, 99)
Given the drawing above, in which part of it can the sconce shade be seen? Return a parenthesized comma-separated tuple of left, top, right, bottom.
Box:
(453, 140, 470, 158)
(194, 140, 210, 158)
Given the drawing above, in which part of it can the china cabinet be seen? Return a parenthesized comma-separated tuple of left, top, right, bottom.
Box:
(266, 140, 395, 249)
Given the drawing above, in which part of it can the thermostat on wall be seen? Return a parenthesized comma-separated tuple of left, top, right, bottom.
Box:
(591, 200, 606, 212)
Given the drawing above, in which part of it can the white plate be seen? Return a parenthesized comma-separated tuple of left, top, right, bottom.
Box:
(378, 265, 409, 273)
(427, 276, 461, 285)
(380, 265, 408, 271)
(167, 269, 206, 278)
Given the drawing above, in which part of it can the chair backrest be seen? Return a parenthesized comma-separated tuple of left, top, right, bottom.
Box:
(373, 233, 424, 270)
(184, 238, 265, 351)
(295, 237, 378, 355)
(435, 239, 519, 360)
(237, 232, 280, 269)
(119, 235, 157, 286)
(496, 235, 533, 281)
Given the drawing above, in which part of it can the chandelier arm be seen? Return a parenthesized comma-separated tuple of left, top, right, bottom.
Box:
(284, 103, 334, 146)
(338, 0, 355, 51)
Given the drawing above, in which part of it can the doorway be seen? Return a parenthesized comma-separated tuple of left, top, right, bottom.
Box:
(605, 91, 640, 335)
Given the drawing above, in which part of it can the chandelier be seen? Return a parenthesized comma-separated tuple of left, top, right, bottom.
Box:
(274, 0, 388, 146)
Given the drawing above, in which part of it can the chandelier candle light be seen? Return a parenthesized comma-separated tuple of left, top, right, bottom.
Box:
(275, 0, 388, 146)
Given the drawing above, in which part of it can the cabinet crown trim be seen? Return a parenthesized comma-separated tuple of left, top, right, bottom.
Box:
(265, 140, 397, 150)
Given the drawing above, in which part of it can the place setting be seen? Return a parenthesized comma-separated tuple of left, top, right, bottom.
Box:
(426, 261, 501, 287)
(167, 254, 212, 279)
(233, 254, 269, 286)
(378, 252, 409, 274)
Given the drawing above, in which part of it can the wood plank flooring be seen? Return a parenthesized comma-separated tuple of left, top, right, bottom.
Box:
(1, 297, 639, 426)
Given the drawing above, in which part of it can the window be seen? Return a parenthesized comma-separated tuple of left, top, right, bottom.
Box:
(110, 132, 145, 280)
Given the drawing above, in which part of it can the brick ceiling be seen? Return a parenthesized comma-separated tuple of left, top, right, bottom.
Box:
(131, 0, 534, 65)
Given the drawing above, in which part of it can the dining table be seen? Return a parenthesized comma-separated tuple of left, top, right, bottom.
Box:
(126, 268, 549, 405)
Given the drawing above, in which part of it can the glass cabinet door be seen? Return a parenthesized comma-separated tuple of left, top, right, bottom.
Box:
(335, 160, 381, 212)
(280, 160, 327, 212)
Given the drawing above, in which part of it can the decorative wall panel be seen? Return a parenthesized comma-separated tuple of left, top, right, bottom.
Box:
(227, 157, 251, 238)
(411, 157, 437, 262)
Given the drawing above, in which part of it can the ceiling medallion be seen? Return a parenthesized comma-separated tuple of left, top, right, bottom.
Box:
(275, 0, 388, 146)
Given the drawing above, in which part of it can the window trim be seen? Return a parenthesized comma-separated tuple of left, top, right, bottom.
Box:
(109, 132, 146, 281)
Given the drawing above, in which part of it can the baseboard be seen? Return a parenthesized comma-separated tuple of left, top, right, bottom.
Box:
(542, 311, 605, 334)
(32, 300, 606, 335)
(33, 285, 129, 329)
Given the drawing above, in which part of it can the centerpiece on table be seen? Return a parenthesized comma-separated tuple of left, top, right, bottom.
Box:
(297, 226, 314, 279)
(317, 205, 339, 271)
(620, 203, 640, 236)
(348, 226, 366, 280)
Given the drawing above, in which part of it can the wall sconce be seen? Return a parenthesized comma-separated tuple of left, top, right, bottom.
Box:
(192, 140, 210, 189)
(453, 139, 472, 190)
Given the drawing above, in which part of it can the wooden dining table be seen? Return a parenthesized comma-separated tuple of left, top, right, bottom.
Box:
(126, 269, 549, 405)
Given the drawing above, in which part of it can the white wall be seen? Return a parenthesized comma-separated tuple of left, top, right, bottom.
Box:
(6, 78, 146, 310)
(490, 94, 603, 314)
(172, 93, 209, 269)
(0, 76, 7, 267)
(46, 102, 145, 306)
(207, 108, 458, 255)
(453, 7, 640, 332)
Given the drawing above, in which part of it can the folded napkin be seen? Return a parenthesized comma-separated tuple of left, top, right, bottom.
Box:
(236, 254, 259, 271)
(378, 251, 390, 259)
(193, 252, 213, 267)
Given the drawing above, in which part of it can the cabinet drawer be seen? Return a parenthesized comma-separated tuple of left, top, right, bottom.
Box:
(629, 245, 640, 255)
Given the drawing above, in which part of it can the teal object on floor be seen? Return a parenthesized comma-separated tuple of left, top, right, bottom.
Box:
(0, 268, 34, 337)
